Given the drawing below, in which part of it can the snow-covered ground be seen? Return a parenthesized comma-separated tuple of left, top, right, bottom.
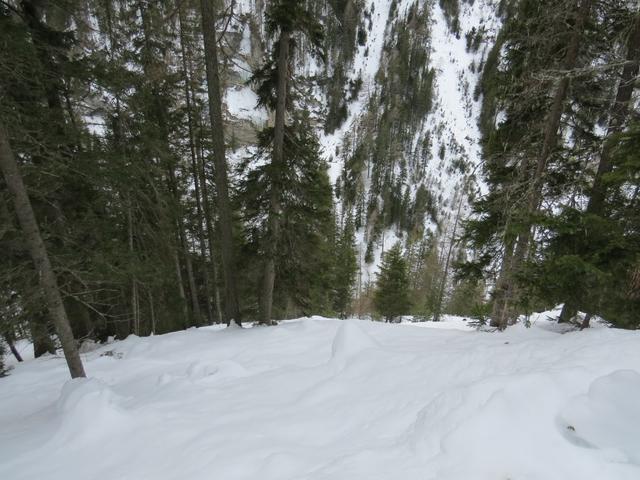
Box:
(2, 317, 640, 480)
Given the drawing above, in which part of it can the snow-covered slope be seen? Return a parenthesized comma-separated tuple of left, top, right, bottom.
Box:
(322, 0, 502, 280)
(2, 319, 640, 480)
(222, 0, 503, 278)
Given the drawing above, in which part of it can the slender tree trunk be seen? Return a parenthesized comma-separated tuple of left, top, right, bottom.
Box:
(3, 332, 23, 362)
(180, 229, 202, 325)
(434, 194, 464, 322)
(200, 0, 242, 326)
(490, 233, 515, 327)
(178, 4, 215, 324)
(173, 250, 189, 328)
(126, 199, 140, 335)
(148, 288, 156, 334)
(197, 128, 224, 323)
(494, 0, 592, 328)
(260, 31, 291, 325)
(0, 121, 85, 378)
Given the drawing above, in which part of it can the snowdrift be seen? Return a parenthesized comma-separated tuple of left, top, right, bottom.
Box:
(1, 317, 640, 480)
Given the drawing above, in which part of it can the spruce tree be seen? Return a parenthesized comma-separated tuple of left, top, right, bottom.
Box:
(374, 244, 411, 322)
(238, 115, 335, 319)
(461, 0, 621, 328)
(251, 0, 324, 324)
(333, 213, 358, 318)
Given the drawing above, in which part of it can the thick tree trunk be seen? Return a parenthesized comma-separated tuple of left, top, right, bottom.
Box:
(493, 0, 592, 329)
(0, 121, 85, 378)
(200, 0, 242, 326)
(29, 312, 57, 357)
(259, 31, 291, 325)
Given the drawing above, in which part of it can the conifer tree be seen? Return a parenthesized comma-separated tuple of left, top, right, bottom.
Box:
(462, 0, 618, 328)
(374, 244, 411, 322)
(251, 0, 324, 324)
(333, 213, 358, 318)
(238, 116, 335, 319)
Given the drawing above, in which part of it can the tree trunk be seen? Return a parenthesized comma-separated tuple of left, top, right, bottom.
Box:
(173, 251, 189, 328)
(0, 121, 85, 378)
(434, 193, 464, 322)
(558, 302, 577, 324)
(197, 133, 224, 324)
(200, 0, 242, 326)
(493, 0, 592, 328)
(178, 4, 215, 324)
(3, 332, 23, 362)
(181, 232, 202, 326)
(148, 288, 156, 334)
(580, 312, 592, 330)
(259, 31, 291, 325)
(28, 311, 57, 357)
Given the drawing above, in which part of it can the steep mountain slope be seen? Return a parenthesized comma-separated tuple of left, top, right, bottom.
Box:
(222, 0, 503, 282)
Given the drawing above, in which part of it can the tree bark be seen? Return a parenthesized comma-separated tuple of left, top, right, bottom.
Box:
(259, 31, 291, 325)
(0, 121, 85, 378)
(200, 0, 242, 326)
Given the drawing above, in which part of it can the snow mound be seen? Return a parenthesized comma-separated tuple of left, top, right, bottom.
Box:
(559, 369, 640, 464)
(330, 320, 378, 366)
(54, 378, 127, 443)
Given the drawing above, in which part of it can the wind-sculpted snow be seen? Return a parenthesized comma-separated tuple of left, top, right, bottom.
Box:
(2, 318, 640, 480)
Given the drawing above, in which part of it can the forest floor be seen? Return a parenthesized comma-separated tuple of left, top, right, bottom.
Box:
(1, 313, 640, 480)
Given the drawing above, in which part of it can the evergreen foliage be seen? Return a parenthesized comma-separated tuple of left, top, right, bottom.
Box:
(333, 213, 358, 318)
(374, 244, 411, 321)
(238, 116, 335, 318)
(461, 0, 640, 328)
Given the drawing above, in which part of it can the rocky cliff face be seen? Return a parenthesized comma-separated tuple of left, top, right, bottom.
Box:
(223, 0, 503, 280)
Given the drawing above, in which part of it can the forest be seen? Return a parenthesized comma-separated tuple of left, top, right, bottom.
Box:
(2, 1, 640, 479)
(2, 0, 640, 374)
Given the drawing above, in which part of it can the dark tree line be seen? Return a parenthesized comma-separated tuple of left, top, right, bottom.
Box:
(463, 0, 640, 329)
(0, 0, 358, 377)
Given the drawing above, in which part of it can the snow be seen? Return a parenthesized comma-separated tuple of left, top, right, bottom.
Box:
(224, 85, 269, 125)
(2, 316, 640, 480)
